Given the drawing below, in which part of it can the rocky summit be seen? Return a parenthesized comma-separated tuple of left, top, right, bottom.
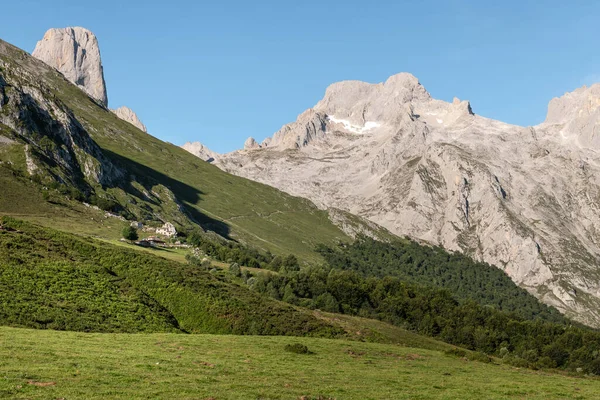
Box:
(112, 106, 147, 132)
(181, 141, 219, 163)
(207, 73, 600, 326)
(32, 27, 108, 106)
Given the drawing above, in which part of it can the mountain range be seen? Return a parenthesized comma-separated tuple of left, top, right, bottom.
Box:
(4, 26, 600, 328)
(188, 74, 600, 327)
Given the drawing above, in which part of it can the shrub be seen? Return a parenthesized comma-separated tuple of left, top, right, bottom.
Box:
(444, 348, 467, 358)
(122, 225, 138, 241)
(284, 343, 311, 354)
(535, 356, 557, 369)
(467, 351, 492, 363)
(503, 356, 530, 368)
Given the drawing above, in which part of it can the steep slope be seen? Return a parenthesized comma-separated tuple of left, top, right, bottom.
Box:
(214, 73, 600, 326)
(0, 37, 350, 261)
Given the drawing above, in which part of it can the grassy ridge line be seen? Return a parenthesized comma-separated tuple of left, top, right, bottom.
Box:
(1, 326, 599, 400)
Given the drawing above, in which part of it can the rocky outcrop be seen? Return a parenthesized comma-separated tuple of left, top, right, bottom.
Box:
(212, 73, 600, 327)
(543, 84, 600, 147)
(32, 27, 108, 106)
(0, 44, 123, 187)
(113, 106, 147, 132)
(181, 142, 219, 163)
(244, 137, 259, 150)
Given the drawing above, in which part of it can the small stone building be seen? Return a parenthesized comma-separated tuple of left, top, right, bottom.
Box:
(156, 222, 177, 237)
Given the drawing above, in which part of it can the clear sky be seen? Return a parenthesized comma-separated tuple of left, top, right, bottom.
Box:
(1, 0, 599, 153)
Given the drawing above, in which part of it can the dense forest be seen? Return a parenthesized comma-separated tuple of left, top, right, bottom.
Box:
(250, 266, 600, 373)
(316, 236, 566, 323)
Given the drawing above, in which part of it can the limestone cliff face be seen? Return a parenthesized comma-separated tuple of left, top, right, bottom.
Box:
(212, 74, 600, 326)
(112, 106, 147, 132)
(32, 27, 108, 107)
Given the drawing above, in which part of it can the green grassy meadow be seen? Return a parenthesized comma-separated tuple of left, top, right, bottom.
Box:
(1, 326, 598, 400)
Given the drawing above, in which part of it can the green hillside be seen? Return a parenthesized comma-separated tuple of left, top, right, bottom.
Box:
(0, 217, 339, 336)
(0, 38, 350, 261)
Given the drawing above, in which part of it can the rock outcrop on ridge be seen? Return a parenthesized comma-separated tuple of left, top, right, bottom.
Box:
(181, 141, 219, 163)
(32, 27, 108, 107)
(209, 73, 600, 327)
(112, 106, 147, 132)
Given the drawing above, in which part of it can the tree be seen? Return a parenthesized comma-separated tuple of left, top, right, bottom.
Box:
(282, 254, 300, 272)
(122, 225, 138, 241)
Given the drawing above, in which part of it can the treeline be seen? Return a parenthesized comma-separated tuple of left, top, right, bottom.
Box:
(185, 229, 300, 271)
(316, 236, 566, 323)
(250, 266, 600, 373)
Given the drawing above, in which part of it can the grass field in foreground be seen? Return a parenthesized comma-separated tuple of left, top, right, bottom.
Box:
(1, 327, 598, 400)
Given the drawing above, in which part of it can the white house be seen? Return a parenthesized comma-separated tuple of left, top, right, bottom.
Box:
(156, 222, 177, 237)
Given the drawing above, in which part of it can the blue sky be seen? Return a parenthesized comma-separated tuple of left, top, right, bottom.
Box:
(1, 0, 599, 153)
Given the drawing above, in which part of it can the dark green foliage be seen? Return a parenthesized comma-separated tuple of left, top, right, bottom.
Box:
(251, 265, 600, 373)
(467, 352, 492, 363)
(316, 236, 566, 323)
(444, 348, 467, 358)
(284, 343, 311, 354)
(122, 225, 138, 241)
(186, 229, 273, 268)
(0, 217, 342, 337)
(89, 194, 119, 212)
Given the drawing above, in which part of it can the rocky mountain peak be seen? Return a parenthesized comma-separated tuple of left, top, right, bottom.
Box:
(244, 137, 259, 150)
(543, 84, 600, 147)
(252, 73, 465, 150)
(181, 142, 219, 163)
(32, 27, 108, 107)
(545, 83, 600, 125)
(210, 76, 600, 326)
(315, 72, 431, 125)
(112, 106, 147, 132)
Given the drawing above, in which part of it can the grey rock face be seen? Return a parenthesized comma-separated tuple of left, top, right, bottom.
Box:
(181, 142, 219, 163)
(112, 106, 147, 132)
(213, 73, 600, 327)
(244, 137, 259, 150)
(32, 27, 108, 106)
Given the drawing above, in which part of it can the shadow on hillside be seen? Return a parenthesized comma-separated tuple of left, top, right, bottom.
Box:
(102, 149, 231, 239)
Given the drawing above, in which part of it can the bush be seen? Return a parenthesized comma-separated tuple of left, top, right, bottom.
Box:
(503, 356, 530, 368)
(467, 351, 492, 363)
(535, 356, 557, 369)
(122, 225, 138, 241)
(444, 348, 467, 358)
(284, 343, 312, 354)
